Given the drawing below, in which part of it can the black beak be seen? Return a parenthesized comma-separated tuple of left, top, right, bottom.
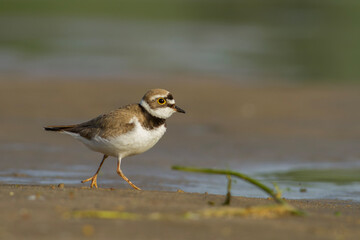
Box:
(174, 105, 186, 113)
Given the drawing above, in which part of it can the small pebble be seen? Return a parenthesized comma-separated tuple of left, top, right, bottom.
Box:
(9, 192, 14, 196)
(58, 183, 65, 189)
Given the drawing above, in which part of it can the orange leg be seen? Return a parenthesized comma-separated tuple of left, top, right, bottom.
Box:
(81, 154, 108, 188)
(117, 157, 141, 190)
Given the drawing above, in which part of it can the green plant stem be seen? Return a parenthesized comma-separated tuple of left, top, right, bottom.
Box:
(172, 165, 287, 205)
(222, 175, 232, 206)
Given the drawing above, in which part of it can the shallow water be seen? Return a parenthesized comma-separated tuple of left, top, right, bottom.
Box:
(1, 156, 360, 201)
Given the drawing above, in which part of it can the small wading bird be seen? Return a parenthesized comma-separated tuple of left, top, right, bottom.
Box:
(44, 89, 185, 190)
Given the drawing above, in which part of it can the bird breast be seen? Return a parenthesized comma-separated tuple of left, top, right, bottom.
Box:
(103, 117, 166, 158)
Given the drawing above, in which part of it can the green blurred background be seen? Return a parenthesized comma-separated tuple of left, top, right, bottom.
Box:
(1, 0, 360, 82)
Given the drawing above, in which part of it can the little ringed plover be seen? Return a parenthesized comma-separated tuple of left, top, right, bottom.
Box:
(44, 89, 185, 190)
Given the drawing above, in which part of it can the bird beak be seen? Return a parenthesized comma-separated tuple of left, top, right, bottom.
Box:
(174, 105, 186, 113)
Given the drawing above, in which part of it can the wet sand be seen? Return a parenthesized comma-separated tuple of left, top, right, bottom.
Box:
(1, 184, 359, 240)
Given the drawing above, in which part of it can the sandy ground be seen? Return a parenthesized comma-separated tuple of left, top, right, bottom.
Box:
(0, 79, 360, 239)
(0, 184, 359, 240)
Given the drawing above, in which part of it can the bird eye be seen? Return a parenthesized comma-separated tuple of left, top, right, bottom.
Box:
(157, 98, 166, 105)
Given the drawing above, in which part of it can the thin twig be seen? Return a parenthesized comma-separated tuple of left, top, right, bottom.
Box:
(222, 175, 232, 206)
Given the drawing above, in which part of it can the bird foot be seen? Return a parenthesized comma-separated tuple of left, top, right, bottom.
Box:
(81, 175, 98, 188)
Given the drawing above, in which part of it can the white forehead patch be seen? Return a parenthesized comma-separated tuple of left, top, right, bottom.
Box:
(167, 99, 175, 104)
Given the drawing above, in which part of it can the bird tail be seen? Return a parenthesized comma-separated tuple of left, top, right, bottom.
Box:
(44, 125, 75, 132)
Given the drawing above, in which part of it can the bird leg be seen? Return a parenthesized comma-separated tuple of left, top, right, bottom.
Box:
(81, 154, 108, 188)
(117, 157, 141, 190)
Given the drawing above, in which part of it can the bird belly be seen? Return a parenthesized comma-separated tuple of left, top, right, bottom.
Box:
(64, 121, 166, 158)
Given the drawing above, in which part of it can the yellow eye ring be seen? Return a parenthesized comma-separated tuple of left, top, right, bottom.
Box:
(157, 98, 166, 105)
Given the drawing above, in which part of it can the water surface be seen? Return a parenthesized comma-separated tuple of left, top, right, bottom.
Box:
(1, 142, 359, 201)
